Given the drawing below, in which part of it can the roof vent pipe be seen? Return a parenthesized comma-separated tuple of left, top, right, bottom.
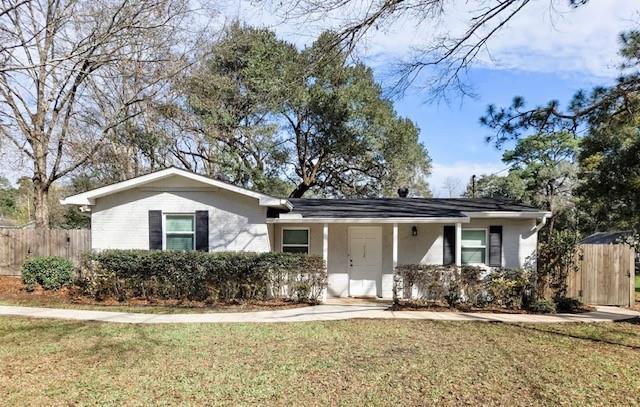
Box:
(397, 187, 409, 198)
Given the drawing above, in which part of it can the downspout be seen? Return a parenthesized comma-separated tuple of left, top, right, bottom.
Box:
(532, 214, 550, 232)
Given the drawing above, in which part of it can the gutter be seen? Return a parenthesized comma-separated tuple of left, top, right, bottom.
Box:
(532, 213, 551, 232)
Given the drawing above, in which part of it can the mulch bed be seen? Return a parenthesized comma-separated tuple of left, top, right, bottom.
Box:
(390, 301, 594, 314)
(0, 276, 310, 312)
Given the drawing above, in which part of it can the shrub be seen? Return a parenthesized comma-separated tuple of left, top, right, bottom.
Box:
(554, 297, 587, 313)
(536, 230, 581, 299)
(21, 256, 74, 291)
(393, 264, 460, 306)
(393, 264, 486, 307)
(394, 264, 531, 310)
(526, 298, 556, 314)
(484, 268, 530, 309)
(79, 250, 327, 303)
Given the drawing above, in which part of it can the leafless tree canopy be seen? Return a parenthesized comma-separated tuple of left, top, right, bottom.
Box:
(269, 0, 588, 98)
(0, 0, 208, 226)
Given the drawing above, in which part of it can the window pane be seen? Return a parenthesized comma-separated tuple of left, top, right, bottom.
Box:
(283, 229, 308, 245)
(166, 234, 193, 251)
(462, 230, 486, 246)
(283, 246, 308, 254)
(166, 215, 194, 232)
(462, 248, 485, 264)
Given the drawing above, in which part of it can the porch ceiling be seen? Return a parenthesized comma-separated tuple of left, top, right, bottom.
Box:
(266, 216, 470, 224)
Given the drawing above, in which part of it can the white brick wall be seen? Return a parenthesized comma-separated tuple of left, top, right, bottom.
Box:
(91, 176, 271, 252)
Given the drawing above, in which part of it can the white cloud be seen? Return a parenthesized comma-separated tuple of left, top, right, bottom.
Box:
(231, 0, 639, 80)
(429, 161, 505, 198)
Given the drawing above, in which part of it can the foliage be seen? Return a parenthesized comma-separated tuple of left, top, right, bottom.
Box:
(0, 176, 17, 219)
(393, 264, 461, 306)
(480, 29, 640, 236)
(525, 298, 557, 314)
(268, 1, 590, 100)
(80, 250, 327, 303)
(502, 132, 579, 226)
(0, 176, 91, 228)
(181, 25, 432, 198)
(0, 0, 203, 227)
(554, 297, 587, 313)
(483, 268, 531, 309)
(393, 265, 532, 310)
(463, 173, 527, 202)
(21, 256, 74, 291)
(536, 230, 582, 300)
(576, 97, 640, 232)
(180, 24, 296, 196)
(467, 131, 579, 234)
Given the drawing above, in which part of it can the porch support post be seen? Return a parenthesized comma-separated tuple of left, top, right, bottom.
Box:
(392, 223, 398, 269)
(392, 223, 399, 300)
(322, 223, 329, 302)
(455, 222, 462, 266)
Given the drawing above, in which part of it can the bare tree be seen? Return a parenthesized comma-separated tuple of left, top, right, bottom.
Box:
(268, 0, 590, 98)
(442, 176, 462, 198)
(0, 0, 208, 226)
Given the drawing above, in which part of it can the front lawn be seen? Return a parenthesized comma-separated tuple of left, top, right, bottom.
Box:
(1, 318, 639, 405)
(0, 276, 308, 314)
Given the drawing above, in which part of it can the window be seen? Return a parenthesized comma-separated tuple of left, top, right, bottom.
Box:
(165, 214, 195, 251)
(282, 228, 309, 253)
(461, 229, 487, 264)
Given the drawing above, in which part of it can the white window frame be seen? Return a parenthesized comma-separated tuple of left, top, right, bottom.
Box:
(163, 213, 196, 251)
(461, 228, 488, 265)
(281, 227, 310, 254)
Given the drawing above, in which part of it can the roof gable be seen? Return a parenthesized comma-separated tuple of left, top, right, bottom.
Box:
(60, 167, 290, 208)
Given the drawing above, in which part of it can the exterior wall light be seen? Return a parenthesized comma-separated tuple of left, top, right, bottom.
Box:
(412, 226, 418, 236)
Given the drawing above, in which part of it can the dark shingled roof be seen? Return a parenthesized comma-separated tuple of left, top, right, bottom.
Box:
(268, 198, 544, 219)
(580, 231, 634, 245)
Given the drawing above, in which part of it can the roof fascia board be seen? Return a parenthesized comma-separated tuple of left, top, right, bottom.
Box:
(462, 211, 551, 219)
(60, 167, 290, 208)
(267, 217, 470, 224)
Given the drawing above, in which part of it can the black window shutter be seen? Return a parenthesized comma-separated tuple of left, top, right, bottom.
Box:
(195, 210, 209, 252)
(443, 225, 455, 265)
(148, 210, 162, 250)
(489, 225, 503, 267)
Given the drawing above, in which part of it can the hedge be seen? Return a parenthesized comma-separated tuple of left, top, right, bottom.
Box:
(393, 264, 532, 310)
(79, 250, 327, 303)
(21, 256, 74, 291)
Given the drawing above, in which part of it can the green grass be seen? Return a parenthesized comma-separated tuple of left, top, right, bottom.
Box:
(0, 298, 305, 314)
(1, 317, 639, 406)
(636, 275, 640, 292)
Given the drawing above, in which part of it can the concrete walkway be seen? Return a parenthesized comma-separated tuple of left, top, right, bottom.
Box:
(0, 304, 638, 324)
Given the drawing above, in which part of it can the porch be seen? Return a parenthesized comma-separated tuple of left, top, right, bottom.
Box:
(271, 218, 538, 300)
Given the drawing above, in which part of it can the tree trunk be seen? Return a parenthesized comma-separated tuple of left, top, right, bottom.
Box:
(289, 182, 312, 198)
(33, 181, 50, 228)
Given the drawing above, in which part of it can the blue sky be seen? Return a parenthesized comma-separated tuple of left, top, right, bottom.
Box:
(392, 68, 604, 196)
(1, 1, 636, 196)
(231, 0, 636, 196)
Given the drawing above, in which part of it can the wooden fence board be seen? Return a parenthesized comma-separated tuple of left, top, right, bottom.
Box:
(568, 244, 634, 306)
(0, 229, 91, 276)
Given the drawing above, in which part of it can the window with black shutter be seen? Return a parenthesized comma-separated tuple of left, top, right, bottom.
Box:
(443, 225, 455, 265)
(488, 226, 503, 267)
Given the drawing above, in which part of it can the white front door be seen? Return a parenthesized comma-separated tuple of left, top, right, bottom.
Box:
(348, 226, 382, 297)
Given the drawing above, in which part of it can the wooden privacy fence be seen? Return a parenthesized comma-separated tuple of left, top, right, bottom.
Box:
(0, 229, 91, 276)
(567, 244, 635, 307)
